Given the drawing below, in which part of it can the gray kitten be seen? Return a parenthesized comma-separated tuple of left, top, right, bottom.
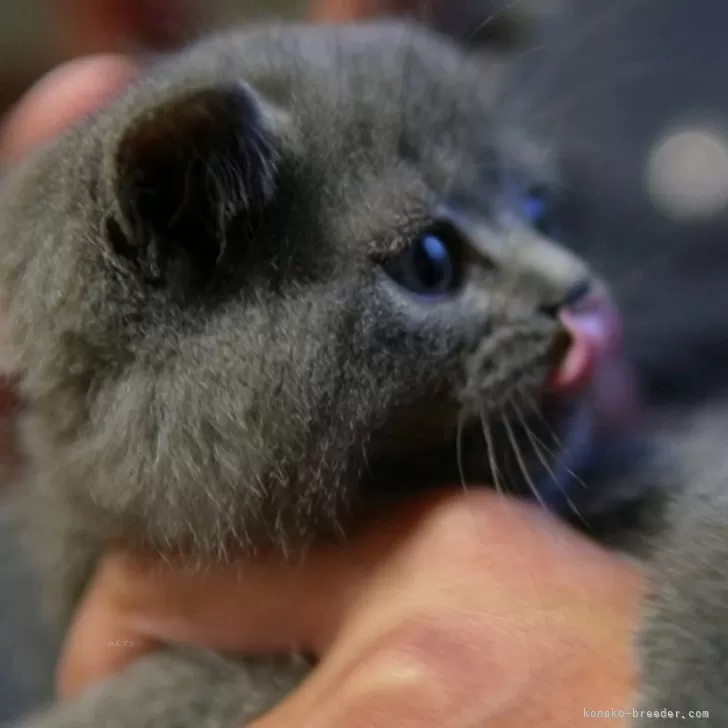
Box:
(0, 20, 710, 728)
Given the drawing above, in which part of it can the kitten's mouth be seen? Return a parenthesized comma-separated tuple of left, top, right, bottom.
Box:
(533, 287, 641, 511)
(368, 287, 641, 519)
(467, 286, 639, 516)
(548, 284, 624, 399)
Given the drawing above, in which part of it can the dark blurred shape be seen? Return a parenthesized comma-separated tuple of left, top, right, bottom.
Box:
(52, 0, 211, 56)
(310, 0, 529, 47)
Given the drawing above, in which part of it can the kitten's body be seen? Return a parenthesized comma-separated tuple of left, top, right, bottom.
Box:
(0, 20, 721, 728)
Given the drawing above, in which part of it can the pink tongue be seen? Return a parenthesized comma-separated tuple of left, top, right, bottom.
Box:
(548, 292, 641, 430)
(549, 293, 622, 394)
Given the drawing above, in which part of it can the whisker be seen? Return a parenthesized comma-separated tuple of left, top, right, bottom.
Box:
(463, 0, 528, 45)
(456, 409, 494, 541)
(456, 410, 468, 493)
(510, 397, 588, 527)
(502, 49, 678, 130)
(501, 411, 549, 512)
(477, 408, 550, 623)
(480, 407, 507, 498)
(517, 390, 590, 491)
(498, 0, 653, 123)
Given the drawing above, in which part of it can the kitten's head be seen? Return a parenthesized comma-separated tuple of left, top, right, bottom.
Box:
(0, 22, 621, 553)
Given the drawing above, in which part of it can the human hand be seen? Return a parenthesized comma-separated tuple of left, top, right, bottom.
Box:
(52, 0, 205, 56)
(58, 490, 645, 727)
(0, 55, 136, 164)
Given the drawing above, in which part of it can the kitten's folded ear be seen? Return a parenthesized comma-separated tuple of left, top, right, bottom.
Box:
(103, 81, 284, 285)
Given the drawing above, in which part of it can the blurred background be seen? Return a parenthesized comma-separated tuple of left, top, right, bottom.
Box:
(0, 0, 558, 112)
(0, 0, 301, 112)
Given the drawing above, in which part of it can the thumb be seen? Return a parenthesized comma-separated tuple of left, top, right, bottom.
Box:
(56, 492, 444, 700)
(0, 55, 136, 164)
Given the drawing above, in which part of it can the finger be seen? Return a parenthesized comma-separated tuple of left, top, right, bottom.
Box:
(0, 54, 137, 164)
(310, 0, 419, 22)
(248, 496, 643, 728)
(56, 537, 371, 700)
(57, 489, 641, 705)
(56, 491, 448, 700)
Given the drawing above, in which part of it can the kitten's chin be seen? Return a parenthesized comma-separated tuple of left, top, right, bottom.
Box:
(363, 341, 643, 521)
(520, 283, 643, 513)
(534, 399, 595, 508)
(537, 350, 644, 516)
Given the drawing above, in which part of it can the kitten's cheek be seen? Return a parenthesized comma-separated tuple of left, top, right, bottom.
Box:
(549, 293, 622, 393)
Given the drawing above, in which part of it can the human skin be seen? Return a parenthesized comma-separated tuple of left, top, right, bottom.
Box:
(57, 490, 643, 728)
(1, 57, 644, 728)
(51, 0, 204, 56)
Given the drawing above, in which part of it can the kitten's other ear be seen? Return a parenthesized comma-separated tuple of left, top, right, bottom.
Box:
(103, 82, 283, 284)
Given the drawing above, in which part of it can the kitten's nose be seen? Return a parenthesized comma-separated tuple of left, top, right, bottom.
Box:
(547, 283, 623, 394)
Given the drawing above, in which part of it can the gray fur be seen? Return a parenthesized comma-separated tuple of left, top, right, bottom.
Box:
(612, 400, 728, 727)
(0, 19, 719, 728)
(0, 21, 605, 726)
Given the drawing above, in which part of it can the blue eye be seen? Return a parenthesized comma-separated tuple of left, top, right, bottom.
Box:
(383, 225, 462, 297)
(521, 185, 562, 238)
